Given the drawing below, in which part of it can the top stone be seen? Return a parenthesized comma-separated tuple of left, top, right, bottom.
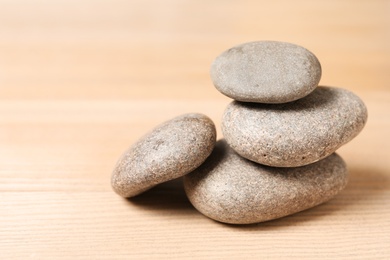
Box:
(210, 41, 322, 103)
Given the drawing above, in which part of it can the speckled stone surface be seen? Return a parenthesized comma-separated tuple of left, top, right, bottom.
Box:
(112, 113, 216, 198)
(222, 86, 368, 167)
(210, 41, 321, 103)
(184, 140, 348, 225)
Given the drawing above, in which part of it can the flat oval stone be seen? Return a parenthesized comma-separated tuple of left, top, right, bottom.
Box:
(210, 41, 321, 103)
(112, 113, 216, 198)
(222, 86, 367, 167)
(184, 140, 348, 225)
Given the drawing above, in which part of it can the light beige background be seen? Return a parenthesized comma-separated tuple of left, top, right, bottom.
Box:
(1, 0, 389, 259)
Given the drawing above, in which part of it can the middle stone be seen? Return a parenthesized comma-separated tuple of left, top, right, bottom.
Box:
(222, 86, 367, 167)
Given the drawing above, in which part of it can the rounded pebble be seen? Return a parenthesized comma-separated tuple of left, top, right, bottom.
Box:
(222, 86, 367, 167)
(210, 41, 322, 103)
(184, 140, 348, 225)
(112, 113, 216, 198)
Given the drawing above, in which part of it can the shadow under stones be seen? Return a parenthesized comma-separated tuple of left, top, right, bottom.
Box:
(124, 165, 389, 228)
(126, 177, 195, 213)
(217, 166, 390, 231)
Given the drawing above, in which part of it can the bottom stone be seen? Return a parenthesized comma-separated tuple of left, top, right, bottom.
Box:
(183, 139, 348, 224)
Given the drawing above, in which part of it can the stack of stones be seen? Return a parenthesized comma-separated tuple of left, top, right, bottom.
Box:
(111, 41, 367, 225)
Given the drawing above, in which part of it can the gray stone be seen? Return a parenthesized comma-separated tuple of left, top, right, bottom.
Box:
(112, 113, 216, 198)
(184, 140, 348, 225)
(222, 86, 367, 167)
(210, 41, 321, 103)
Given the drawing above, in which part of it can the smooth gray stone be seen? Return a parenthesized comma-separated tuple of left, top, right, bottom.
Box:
(112, 113, 216, 198)
(222, 86, 367, 167)
(210, 41, 322, 103)
(184, 140, 348, 225)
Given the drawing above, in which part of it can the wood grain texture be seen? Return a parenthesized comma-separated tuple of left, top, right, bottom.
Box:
(1, 0, 389, 259)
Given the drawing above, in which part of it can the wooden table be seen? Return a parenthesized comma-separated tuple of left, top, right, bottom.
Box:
(1, 1, 389, 258)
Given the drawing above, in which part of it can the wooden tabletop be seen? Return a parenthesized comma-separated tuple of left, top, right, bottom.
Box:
(1, 0, 389, 258)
